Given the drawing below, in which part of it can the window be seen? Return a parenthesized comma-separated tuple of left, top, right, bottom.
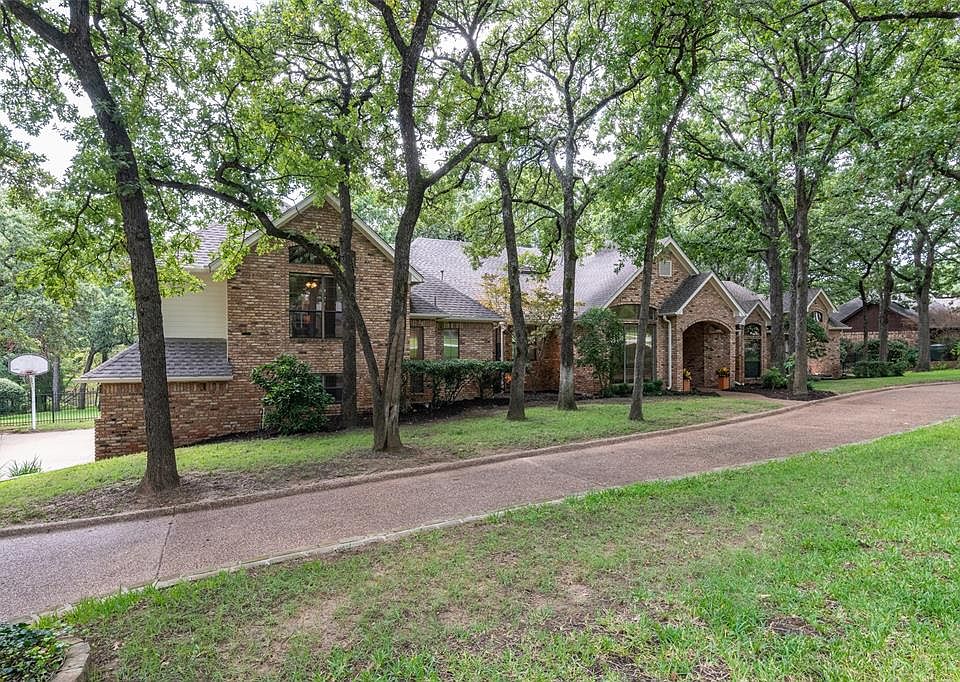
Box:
(408, 326, 424, 359)
(408, 326, 425, 393)
(812, 310, 824, 323)
(321, 374, 343, 403)
(744, 323, 762, 379)
(616, 324, 655, 384)
(612, 304, 641, 320)
(442, 326, 460, 359)
(493, 328, 502, 361)
(289, 274, 343, 338)
(289, 244, 339, 264)
(658, 258, 672, 277)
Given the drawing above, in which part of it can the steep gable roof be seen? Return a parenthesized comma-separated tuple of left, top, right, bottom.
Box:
(660, 273, 746, 317)
(188, 195, 423, 283)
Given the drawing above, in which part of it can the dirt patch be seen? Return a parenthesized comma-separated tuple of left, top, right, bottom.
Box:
(767, 615, 819, 637)
(6, 448, 458, 525)
(691, 660, 732, 681)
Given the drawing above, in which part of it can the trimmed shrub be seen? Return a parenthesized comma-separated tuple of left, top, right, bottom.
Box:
(847, 339, 918, 367)
(0, 377, 26, 414)
(251, 355, 334, 434)
(761, 367, 788, 389)
(403, 359, 512, 408)
(0, 622, 65, 682)
(604, 379, 664, 397)
(852, 360, 908, 378)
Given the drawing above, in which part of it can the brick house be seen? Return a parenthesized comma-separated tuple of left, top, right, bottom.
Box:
(83, 196, 846, 458)
(834, 297, 960, 347)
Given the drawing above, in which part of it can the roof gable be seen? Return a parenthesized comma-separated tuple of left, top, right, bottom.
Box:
(661, 272, 746, 317)
(193, 194, 424, 283)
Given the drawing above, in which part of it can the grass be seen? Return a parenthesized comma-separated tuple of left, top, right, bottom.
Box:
(812, 367, 960, 394)
(0, 397, 772, 526)
(58, 419, 960, 681)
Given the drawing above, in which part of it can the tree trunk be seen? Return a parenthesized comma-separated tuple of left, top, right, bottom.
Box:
(494, 160, 527, 421)
(878, 259, 894, 362)
(337, 177, 359, 428)
(50, 355, 60, 416)
(914, 235, 934, 372)
(857, 280, 869, 347)
(557, 209, 578, 411)
(52, 18, 178, 493)
(371, 186, 425, 451)
(761, 192, 785, 369)
(77, 346, 95, 409)
(629, 83, 689, 421)
(790, 189, 811, 397)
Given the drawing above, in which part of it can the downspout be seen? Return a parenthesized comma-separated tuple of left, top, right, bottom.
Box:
(662, 315, 673, 390)
(499, 323, 506, 361)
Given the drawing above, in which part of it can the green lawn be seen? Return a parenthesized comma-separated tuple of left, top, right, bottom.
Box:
(60, 419, 960, 681)
(813, 367, 960, 394)
(0, 397, 772, 526)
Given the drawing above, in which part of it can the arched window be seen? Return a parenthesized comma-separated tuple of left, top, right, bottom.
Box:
(812, 310, 824, 323)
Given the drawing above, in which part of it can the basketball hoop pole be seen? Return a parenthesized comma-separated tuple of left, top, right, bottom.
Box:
(30, 373, 37, 431)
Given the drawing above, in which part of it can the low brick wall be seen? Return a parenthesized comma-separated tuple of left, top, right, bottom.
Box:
(95, 380, 256, 459)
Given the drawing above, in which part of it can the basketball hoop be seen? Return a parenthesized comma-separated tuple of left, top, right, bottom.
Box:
(9, 354, 49, 431)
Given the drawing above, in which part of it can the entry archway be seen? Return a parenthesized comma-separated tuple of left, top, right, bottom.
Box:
(682, 321, 732, 389)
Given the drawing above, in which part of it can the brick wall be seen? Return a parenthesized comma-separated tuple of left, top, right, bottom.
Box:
(94, 201, 403, 458)
(225, 203, 398, 431)
(95, 381, 244, 458)
(839, 329, 919, 345)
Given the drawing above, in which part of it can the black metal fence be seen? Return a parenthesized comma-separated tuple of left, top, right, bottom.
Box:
(0, 387, 100, 429)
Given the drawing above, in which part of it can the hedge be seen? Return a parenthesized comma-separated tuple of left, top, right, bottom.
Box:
(403, 359, 512, 408)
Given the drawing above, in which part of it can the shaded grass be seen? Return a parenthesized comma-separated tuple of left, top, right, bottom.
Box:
(62, 419, 960, 681)
(0, 397, 771, 526)
(812, 368, 960, 394)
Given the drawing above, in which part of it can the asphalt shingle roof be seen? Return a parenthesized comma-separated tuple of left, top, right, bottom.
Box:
(192, 224, 229, 267)
(660, 273, 713, 315)
(409, 238, 640, 317)
(721, 280, 767, 315)
(81, 339, 233, 382)
(410, 278, 501, 321)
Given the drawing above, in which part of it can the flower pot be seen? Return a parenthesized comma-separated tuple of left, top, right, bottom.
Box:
(682, 378, 691, 393)
(718, 376, 730, 390)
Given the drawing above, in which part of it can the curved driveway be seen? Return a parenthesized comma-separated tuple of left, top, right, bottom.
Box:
(3, 383, 959, 620)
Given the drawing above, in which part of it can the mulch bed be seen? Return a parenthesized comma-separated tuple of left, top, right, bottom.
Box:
(729, 385, 835, 401)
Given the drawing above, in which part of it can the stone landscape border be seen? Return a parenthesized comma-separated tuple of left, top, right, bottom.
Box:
(0, 381, 954, 540)
(51, 637, 91, 682)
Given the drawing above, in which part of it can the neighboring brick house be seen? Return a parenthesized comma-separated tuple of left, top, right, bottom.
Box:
(834, 297, 960, 348)
(83, 196, 845, 458)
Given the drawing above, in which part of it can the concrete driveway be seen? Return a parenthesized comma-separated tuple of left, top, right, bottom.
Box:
(2, 383, 960, 619)
(0, 429, 95, 478)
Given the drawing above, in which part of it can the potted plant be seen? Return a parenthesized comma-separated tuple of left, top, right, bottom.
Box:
(682, 368, 692, 393)
(716, 366, 731, 390)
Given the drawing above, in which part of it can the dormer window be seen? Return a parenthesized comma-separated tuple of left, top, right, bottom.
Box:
(812, 311, 824, 323)
(658, 259, 672, 277)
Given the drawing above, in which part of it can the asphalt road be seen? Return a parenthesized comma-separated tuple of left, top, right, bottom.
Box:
(2, 384, 958, 620)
